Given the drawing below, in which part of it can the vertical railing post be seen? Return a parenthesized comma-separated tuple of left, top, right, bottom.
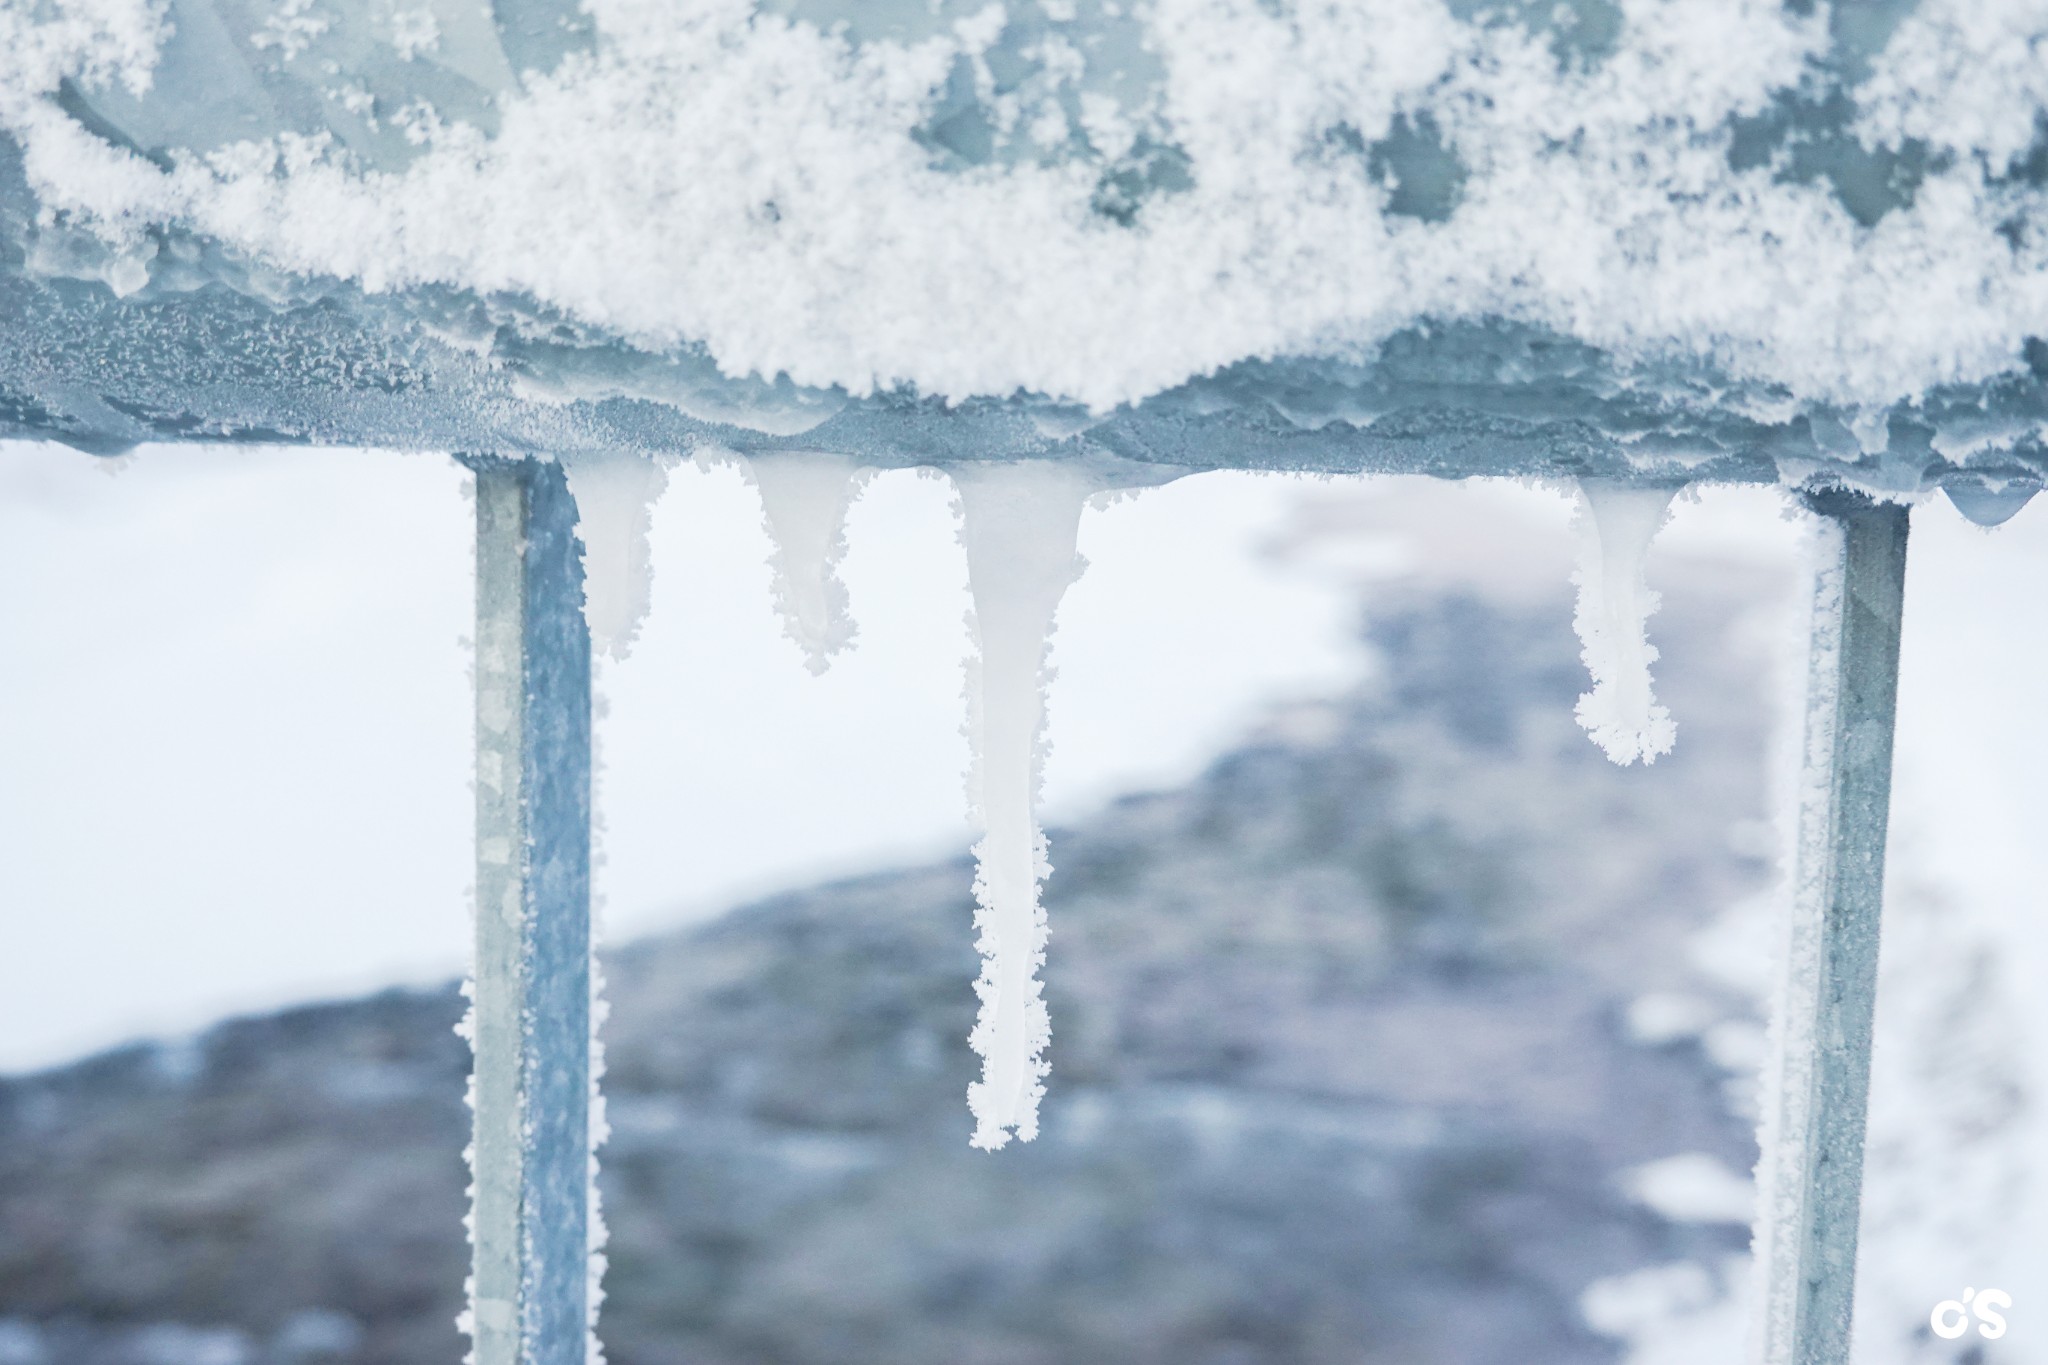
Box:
(465, 455, 594, 1365)
(1754, 490, 1910, 1365)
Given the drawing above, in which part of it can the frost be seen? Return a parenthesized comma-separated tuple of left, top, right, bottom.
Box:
(7, 0, 2046, 416)
(953, 459, 1096, 1150)
(1572, 480, 1680, 766)
(587, 956, 610, 1365)
(387, 6, 440, 60)
(250, 0, 331, 61)
(1856, 0, 2048, 171)
(1749, 507, 1845, 1365)
(747, 453, 867, 675)
(563, 452, 671, 661)
(0, 0, 165, 103)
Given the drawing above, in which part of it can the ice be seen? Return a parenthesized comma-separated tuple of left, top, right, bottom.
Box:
(4, 0, 2046, 446)
(953, 459, 1097, 1150)
(747, 452, 867, 674)
(1941, 478, 2040, 528)
(1572, 480, 1680, 766)
(563, 452, 671, 660)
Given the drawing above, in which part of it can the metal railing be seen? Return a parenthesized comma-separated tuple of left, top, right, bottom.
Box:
(450, 455, 1911, 1365)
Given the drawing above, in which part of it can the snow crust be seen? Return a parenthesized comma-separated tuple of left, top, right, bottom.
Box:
(953, 459, 1095, 1149)
(1571, 479, 1679, 765)
(4, 0, 2046, 423)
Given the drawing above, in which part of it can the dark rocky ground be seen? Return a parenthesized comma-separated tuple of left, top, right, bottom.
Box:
(0, 557, 1782, 1365)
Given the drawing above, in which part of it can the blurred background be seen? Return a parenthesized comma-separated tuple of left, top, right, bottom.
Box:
(0, 446, 2039, 1364)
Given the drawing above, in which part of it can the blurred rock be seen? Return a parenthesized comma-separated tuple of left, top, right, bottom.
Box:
(0, 564, 1781, 1365)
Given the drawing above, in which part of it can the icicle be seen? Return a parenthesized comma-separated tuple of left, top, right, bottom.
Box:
(1571, 479, 1680, 765)
(749, 452, 867, 673)
(1941, 477, 2039, 528)
(953, 459, 1097, 1150)
(562, 452, 671, 660)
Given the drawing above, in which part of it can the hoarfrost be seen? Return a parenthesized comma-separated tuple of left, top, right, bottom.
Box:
(588, 962, 609, 1365)
(563, 452, 670, 661)
(747, 452, 867, 674)
(1572, 480, 1680, 765)
(1749, 507, 1846, 1365)
(953, 459, 1096, 1150)
(8, 0, 2047, 416)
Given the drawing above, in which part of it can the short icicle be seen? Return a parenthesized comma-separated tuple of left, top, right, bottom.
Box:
(561, 452, 672, 660)
(1571, 478, 1681, 765)
(749, 452, 867, 673)
(953, 459, 1097, 1150)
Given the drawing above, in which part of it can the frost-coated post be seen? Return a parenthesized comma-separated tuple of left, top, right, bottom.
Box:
(466, 456, 594, 1365)
(1754, 490, 1909, 1365)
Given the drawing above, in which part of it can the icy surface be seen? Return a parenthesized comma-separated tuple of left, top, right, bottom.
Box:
(1572, 480, 1679, 765)
(953, 459, 1096, 1149)
(0, 0, 2044, 487)
(747, 452, 867, 674)
(563, 451, 670, 660)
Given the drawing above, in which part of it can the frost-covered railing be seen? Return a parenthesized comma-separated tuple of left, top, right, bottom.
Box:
(4, 0, 2046, 1359)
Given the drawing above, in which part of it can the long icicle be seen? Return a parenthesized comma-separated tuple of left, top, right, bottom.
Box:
(954, 460, 1096, 1150)
(1572, 478, 1682, 765)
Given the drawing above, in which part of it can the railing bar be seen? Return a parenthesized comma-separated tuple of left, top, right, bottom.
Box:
(1755, 490, 1910, 1365)
(466, 455, 595, 1365)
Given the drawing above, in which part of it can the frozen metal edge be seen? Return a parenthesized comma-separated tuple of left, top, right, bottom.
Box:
(1757, 490, 1909, 1365)
(467, 456, 595, 1365)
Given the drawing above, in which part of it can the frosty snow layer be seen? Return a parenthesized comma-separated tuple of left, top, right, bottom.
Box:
(3, 0, 2047, 438)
